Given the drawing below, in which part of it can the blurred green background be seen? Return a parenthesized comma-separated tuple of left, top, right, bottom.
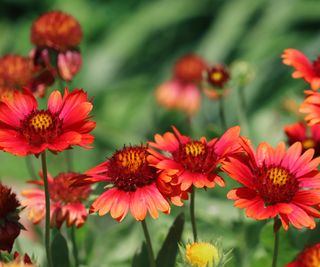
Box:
(1, 0, 320, 266)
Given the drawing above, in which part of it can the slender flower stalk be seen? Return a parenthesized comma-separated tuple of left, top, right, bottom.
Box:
(41, 151, 53, 267)
(141, 220, 156, 267)
(70, 226, 79, 267)
(219, 98, 227, 131)
(272, 217, 281, 267)
(190, 188, 197, 242)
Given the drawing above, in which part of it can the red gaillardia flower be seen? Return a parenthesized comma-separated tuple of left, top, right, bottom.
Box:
(155, 54, 207, 115)
(284, 122, 320, 157)
(0, 183, 23, 253)
(73, 145, 184, 222)
(300, 90, 320, 126)
(0, 55, 53, 98)
(282, 49, 320, 90)
(204, 64, 230, 100)
(22, 172, 91, 228)
(148, 126, 241, 191)
(286, 243, 320, 267)
(222, 138, 320, 230)
(31, 11, 83, 81)
(0, 88, 95, 156)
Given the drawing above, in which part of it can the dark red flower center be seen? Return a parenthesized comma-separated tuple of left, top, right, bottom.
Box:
(49, 173, 91, 203)
(172, 141, 217, 173)
(207, 65, 230, 88)
(20, 110, 62, 146)
(296, 244, 320, 267)
(0, 183, 20, 219)
(108, 146, 156, 192)
(256, 166, 299, 205)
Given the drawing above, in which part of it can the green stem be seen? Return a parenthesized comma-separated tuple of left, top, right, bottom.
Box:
(66, 150, 73, 172)
(219, 97, 227, 131)
(41, 151, 53, 267)
(190, 187, 198, 242)
(272, 218, 280, 267)
(25, 155, 38, 180)
(141, 220, 156, 267)
(70, 226, 80, 267)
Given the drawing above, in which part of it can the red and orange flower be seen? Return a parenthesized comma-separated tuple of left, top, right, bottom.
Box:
(203, 64, 230, 99)
(300, 90, 320, 126)
(22, 172, 91, 228)
(0, 183, 23, 253)
(284, 122, 320, 157)
(31, 11, 83, 81)
(282, 49, 320, 90)
(148, 126, 241, 191)
(73, 145, 185, 222)
(0, 54, 54, 98)
(222, 138, 320, 230)
(0, 88, 95, 156)
(286, 243, 320, 267)
(155, 54, 207, 115)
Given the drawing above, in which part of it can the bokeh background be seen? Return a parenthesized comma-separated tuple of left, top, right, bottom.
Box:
(1, 0, 320, 266)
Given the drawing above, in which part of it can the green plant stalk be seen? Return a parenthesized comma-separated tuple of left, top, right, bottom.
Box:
(190, 187, 198, 242)
(272, 218, 280, 267)
(219, 97, 227, 131)
(141, 220, 156, 267)
(41, 151, 53, 267)
(70, 226, 80, 267)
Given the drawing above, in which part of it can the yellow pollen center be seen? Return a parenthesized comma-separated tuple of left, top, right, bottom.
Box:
(267, 167, 289, 186)
(302, 139, 315, 150)
(185, 142, 205, 157)
(117, 151, 145, 172)
(30, 113, 53, 131)
(186, 242, 220, 267)
(211, 71, 223, 81)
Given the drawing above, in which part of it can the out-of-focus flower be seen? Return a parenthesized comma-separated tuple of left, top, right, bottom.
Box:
(223, 138, 320, 230)
(282, 49, 320, 90)
(31, 11, 83, 81)
(0, 252, 34, 267)
(181, 241, 230, 267)
(73, 145, 185, 221)
(22, 172, 91, 228)
(173, 54, 207, 84)
(156, 54, 207, 115)
(149, 126, 241, 191)
(284, 122, 320, 157)
(300, 90, 320, 125)
(155, 80, 200, 115)
(230, 60, 255, 87)
(0, 183, 23, 253)
(0, 55, 53, 98)
(13, 252, 33, 265)
(0, 88, 95, 156)
(203, 64, 230, 100)
(285, 243, 320, 267)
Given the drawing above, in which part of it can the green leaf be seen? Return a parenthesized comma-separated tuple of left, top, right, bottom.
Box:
(132, 242, 149, 267)
(51, 230, 70, 267)
(156, 212, 185, 267)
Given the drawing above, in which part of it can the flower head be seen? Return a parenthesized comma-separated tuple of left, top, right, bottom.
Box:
(149, 126, 241, 191)
(155, 80, 200, 115)
(286, 243, 320, 267)
(22, 172, 91, 228)
(0, 88, 95, 156)
(31, 11, 82, 52)
(300, 90, 320, 126)
(0, 183, 22, 253)
(174, 54, 207, 84)
(282, 49, 320, 90)
(73, 145, 184, 221)
(285, 122, 320, 157)
(204, 64, 230, 100)
(223, 138, 320, 230)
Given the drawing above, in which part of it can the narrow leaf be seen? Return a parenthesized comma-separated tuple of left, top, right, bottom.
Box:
(51, 230, 70, 267)
(156, 212, 185, 267)
(132, 242, 149, 267)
